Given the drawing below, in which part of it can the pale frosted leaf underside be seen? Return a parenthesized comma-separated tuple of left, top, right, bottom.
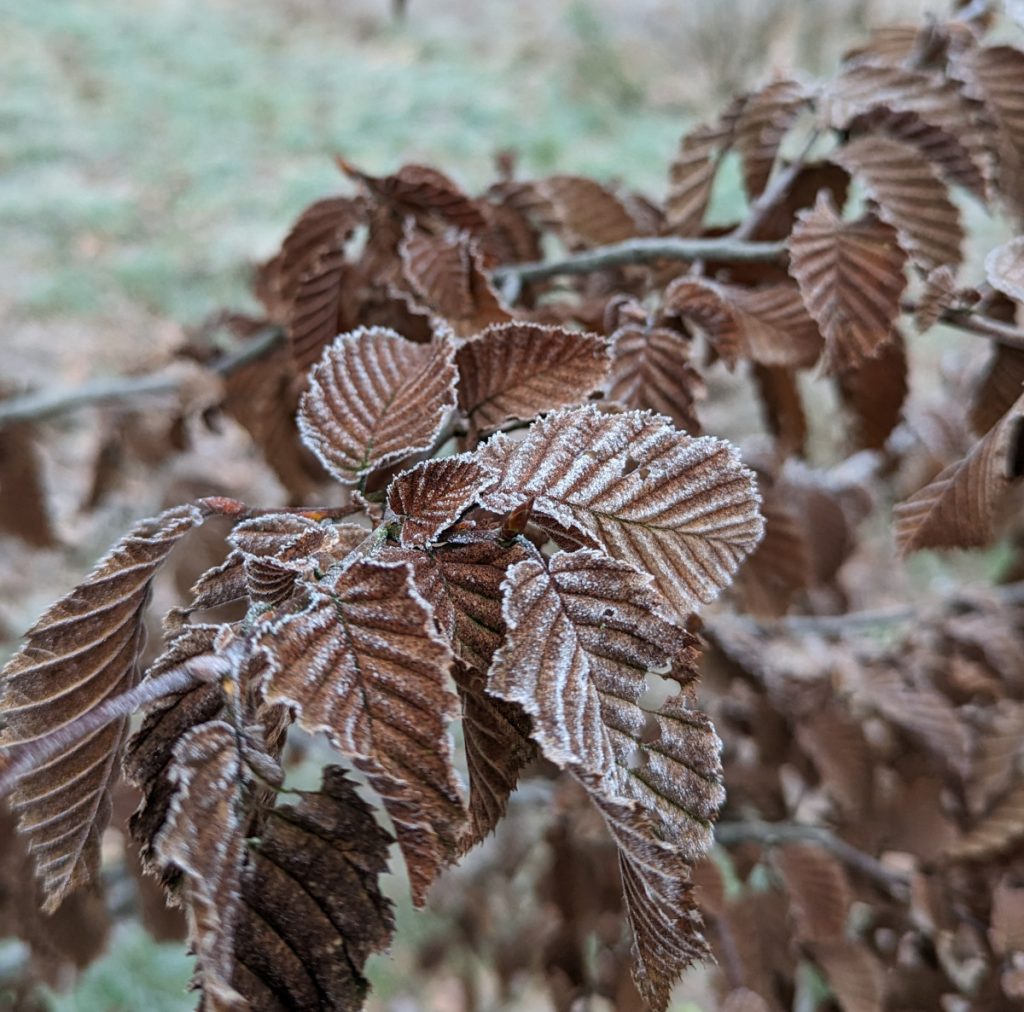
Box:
(259, 557, 463, 902)
(0, 503, 205, 909)
(788, 192, 908, 371)
(385, 456, 492, 547)
(607, 322, 705, 433)
(155, 721, 246, 1009)
(488, 549, 722, 854)
(298, 327, 458, 485)
(664, 279, 822, 369)
(455, 322, 611, 433)
(894, 392, 1024, 553)
(477, 406, 764, 615)
(230, 767, 396, 1011)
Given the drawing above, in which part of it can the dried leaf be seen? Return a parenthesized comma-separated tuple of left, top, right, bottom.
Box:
(915, 265, 957, 332)
(663, 279, 823, 369)
(154, 721, 246, 1008)
(733, 79, 810, 199)
(231, 766, 396, 1010)
(835, 333, 908, 450)
(286, 249, 353, 375)
(455, 322, 612, 434)
(788, 192, 908, 371)
(666, 106, 741, 233)
(971, 343, 1024, 436)
(833, 135, 964, 271)
(986, 236, 1024, 302)
(535, 175, 649, 247)
(893, 392, 1024, 553)
(478, 406, 764, 615)
(752, 365, 808, 456)
(0, 421, 56, 548)
(810, 940, 886, 1012)
(260, 557, 463, 902)
(775, 844, 851, 942)
(298, 327, 458, 485)
(488, 549, 722, 854)
(385, 455, 491, 547)
(949, 782, 1024, 861)
(0, 503, 206, 909)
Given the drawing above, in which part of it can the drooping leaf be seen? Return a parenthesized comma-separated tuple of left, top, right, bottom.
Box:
(833, 135, 964, 270)
(259, 557, 464, 902)
(733, 79, 810, 199)
(385, 456, 491, 548)
(788, 192, 908, 371)
(297, 327, 458, 485)
(971, 343, 1024, 436)
(834, 332, 908, 450)
(985, 236, 1024, 302)
(231, 766, 396, 1010)
(488, 549, 723, 853)
(893, 392, 1024, 553)
(663, 279, 822, 369)
(455, 322, 611, 434)
(607, 310, 704, 433)
(154, 720, 247, 1009)
(0, 503, 207, 910)
(0, 414, 56, 548)
(477, 406, 764, 615)
(751, 364, 808, 456)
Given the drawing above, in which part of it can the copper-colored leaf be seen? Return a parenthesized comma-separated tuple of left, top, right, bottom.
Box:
(607, 320, 704, 433)
(455, 322, 611, 434)
(489, 549, 722, 854)
(833, 135, 964, 270)
(835, 332, 908, 450)
(298, 327, 458, 485)
(478, 406, 763, 615)
(385, 456, 491, 548)
(788, 192, 908, 371)
(0, 503, 206, 909)
(663, 279, 823, 369)
(986, 236, 1024, 302)
(286, 249, 353, 375)
(259, 557, 463, 902)
(893, 392, 1024, 553)
(231, 766, 396, 1010)
(154, 721, 246, 1008)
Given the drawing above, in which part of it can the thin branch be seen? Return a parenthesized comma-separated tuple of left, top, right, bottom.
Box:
(0, 326, 284, 427)
(0, 655, 231, 797)
(491, 235, 788, 291)
(714, 820, 910, 898)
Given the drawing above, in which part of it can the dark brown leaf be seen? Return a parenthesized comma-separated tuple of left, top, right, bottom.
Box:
(298, 327, 458, 485)
(0, 420, 56, 548)
(835, 332, 908, 450)
(385, 456, 491, 547)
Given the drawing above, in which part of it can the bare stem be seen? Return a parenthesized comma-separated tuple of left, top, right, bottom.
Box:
(0, 326, 284, 427)
(714, 820, 910, 898)
(0, 655, 231, 797)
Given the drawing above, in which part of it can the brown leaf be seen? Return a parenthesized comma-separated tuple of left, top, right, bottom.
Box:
(733, 79, 810, 199)
(971, 343, 1024, 436)
(967, 702, 1024, 817)
(948, 782, 1024, 861)
(455, 322, 612, 434)
(0, 503, 207, 909)
(478, 406, 764, 615)
(990, 876, 1024, 956)
(835, 332, 908, 450)
(286, 249, 354, 375)
(385, 456, 491, 548)
(795, 707, 873, 818)
(832, 135, 964, 271)
(788, 192, 908, 371)
(752, 365, 808, 456)
(298, 327, 458, 485)
(535, 175, 650, 247)
(0, 420, 57, 548)
(607, 319, 704, 433)
(774, 844, 851, 942)
(488, 549, 722, 855)
(231, 766, 396, 1010)
(810, 940, 886, 1012)
(259, 557, 463, 902)
(893, 392, 1024, 553)
(986, 236, 1024, 302)
(154, 721, 246, 1008)
(915, 264, 957, 332)
(663, 279, 823, 369)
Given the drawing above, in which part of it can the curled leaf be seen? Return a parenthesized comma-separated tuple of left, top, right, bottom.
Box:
(386, 456, 492, 547)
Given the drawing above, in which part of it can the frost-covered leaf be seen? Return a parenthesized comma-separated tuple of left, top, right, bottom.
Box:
(663, 279, 822, 369)
(788, 192, 908, 371)
(833, 135, 964, 270)
(488, 549, 722, 853)
(455, 322, 611, 433)
(894, 392, 1024, 553)
(298, 327, 458, 485)
(154, 721, 246, 1009)
(230, 766, 395, 1010)
(259, 557, 463, 902)
(385, 456, 491, 548)
(985, 237, 1024, 303)
(0, 503, 207, 910)
(478, 406, 764, 615)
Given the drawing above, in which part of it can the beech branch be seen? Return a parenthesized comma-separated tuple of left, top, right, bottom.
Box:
(714, 820, 910, 898)
(0, 325, 284, 426)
